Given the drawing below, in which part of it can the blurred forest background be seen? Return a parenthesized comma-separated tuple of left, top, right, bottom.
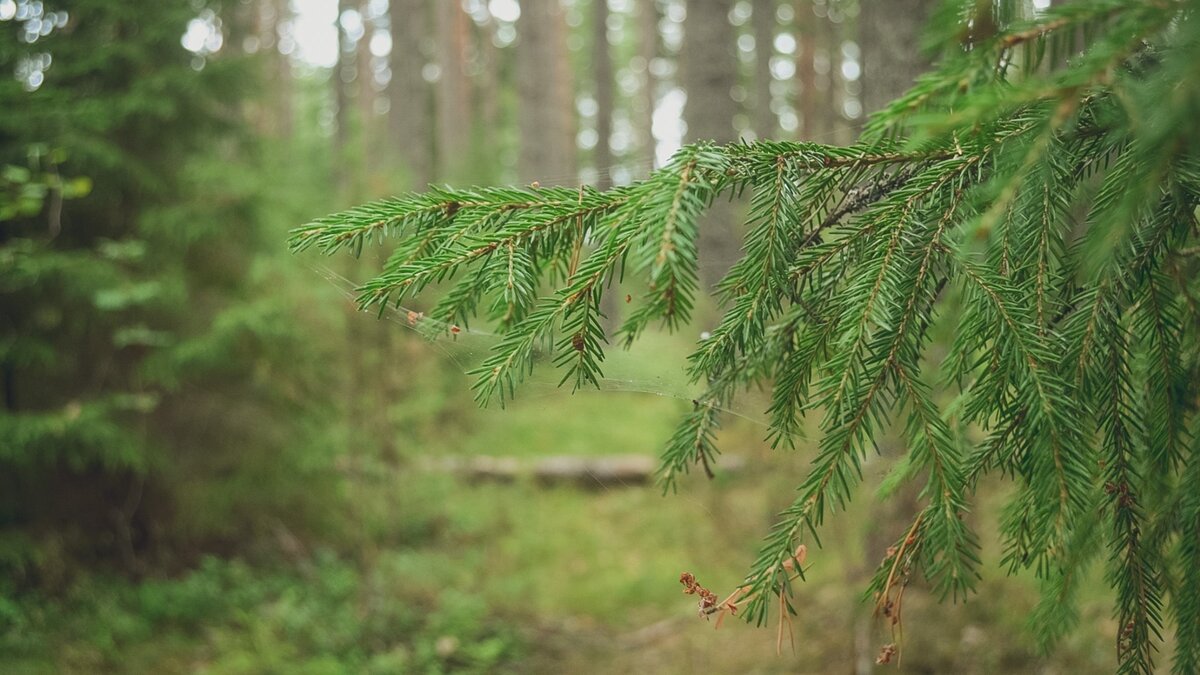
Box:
(1, 0, 1121, 672)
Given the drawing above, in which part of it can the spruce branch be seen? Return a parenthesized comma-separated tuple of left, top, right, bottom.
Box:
(291, 1, 1200, 666)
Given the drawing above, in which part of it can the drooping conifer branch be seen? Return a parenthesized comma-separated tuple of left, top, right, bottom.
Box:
(293, 2, 1200, 670)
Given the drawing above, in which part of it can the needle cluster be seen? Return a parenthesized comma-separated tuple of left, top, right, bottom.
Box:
(291, 2, 1200, 671)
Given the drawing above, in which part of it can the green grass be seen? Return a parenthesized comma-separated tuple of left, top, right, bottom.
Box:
(0, 331, 1118, 673)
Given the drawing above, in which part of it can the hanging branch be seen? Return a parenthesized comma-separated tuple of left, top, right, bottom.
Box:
(292, 2, 1200, 670)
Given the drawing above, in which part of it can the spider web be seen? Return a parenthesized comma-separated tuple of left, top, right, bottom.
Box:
(311, 264, 771, 430)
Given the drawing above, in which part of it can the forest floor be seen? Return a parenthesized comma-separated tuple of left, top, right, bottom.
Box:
(1, 334, 1119, 674)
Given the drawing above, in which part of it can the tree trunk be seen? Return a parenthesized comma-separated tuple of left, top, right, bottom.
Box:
(1050, 0, 1084, 59)
(752, 0, 776, 139)
(389, 0, 432, 187)
(794, 0, 821, 140)
(683, 0, 739, 289)
(516, 0, 577, 184)
(334, 0, 354, 195)
(637, 0, 659, 173)
(795, 0, 838, 141)
(830, 14, 855, 145)
(227, 0, 293, 140)
(858, 0, 931, 117)
(436, 0, 471, 181)
(476, 13, 502, 182)
(592, 0, 615, 189)
(272, 0, 294, 141)
(594, 0, 619, 331)
(357, 0, 376, 179)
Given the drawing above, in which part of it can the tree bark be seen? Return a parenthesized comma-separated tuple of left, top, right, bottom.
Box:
(1050, 0, 1084, 59)
(389, 0, 433, 187)
(516, 0, 577, 184)
(752, 0, 776, 139)
(858, 0, 931, 117)
(476, 13, 503, 182)
(593, 0, 620, 330)
(794, 0, 821, 140)
(272, 0, 294, 141)
(436, 0, 471, 181)
(830, 13, 855, 145)
(592, 0, 615, 189)
(334, 0, 355, 195)
(637, 0, 659, 173)
(794, 0, 838, 141)
(357, 0, 376, 177)
(682, 0, 739, 289)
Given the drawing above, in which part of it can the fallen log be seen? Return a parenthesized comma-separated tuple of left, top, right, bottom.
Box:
(420, 454, 745, 488)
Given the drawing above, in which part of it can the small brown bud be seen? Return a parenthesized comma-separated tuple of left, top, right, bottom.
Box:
(794, 544, 808, 566)
(876, 643, 897, 665)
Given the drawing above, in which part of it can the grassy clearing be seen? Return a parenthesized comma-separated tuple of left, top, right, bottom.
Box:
(0, 332, 1116, 673)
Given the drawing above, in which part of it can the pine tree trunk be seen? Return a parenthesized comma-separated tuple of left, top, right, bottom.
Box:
(357, 0, 376, 179)
(477, 13, 502, 181)
(272, 0, 294, 141)
(830, 15, 855, 145)
(799, 0, 840, 141)
(794, 0, 823, 140)
(228, 0, 293, 139)
(592, 0, 615, 190)
(516, 0, 577, 184)
(334, 0, 354, 195)
(683, 0, 740, 289)
(1051, 0, 1085, 58)
(858, 0, 931, 116)
(752, 0, 776, 139)
(389, 0, 433, 187)
(436, 0, 471, 181)
(592, 0, 619, 330)
(637, 0, 659, 173)
(225, 1, 260, 129)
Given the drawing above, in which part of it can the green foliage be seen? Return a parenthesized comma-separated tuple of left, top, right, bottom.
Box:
(0, 1, 347, 577)
(0, 146, 91, 221)
(0, 554, 523, 674)
(295, 1, 1200, 671)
